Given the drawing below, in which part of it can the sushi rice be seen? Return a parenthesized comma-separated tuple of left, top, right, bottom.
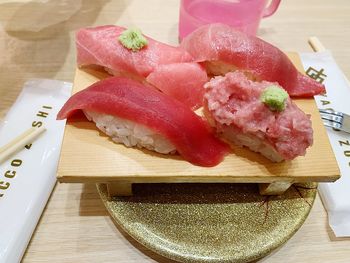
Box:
(84, 110, 176, 154)
(221, 125, 284, 162)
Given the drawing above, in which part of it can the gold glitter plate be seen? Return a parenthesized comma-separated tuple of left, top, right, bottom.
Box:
(97, 183, 316, 263)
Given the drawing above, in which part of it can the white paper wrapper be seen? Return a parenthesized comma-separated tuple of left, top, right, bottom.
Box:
(300, 51, 350, 237)
(0, 79, 72, 262)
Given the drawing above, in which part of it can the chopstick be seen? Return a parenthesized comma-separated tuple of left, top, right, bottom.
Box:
(0, 126, 46, 163)
(308, 36, 326, 52)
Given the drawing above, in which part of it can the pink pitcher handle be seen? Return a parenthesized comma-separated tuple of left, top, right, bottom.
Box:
(262, 0, 281, 18)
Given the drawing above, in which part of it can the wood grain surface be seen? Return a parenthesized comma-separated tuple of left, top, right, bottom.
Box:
(0, 0, 349, 262)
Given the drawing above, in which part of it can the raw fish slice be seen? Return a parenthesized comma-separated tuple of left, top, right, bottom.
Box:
(76, 25, 206, 109)
(76, 25, 193, 77)
(146, 63, 208, 109)
(204, 71, 313, 161)
(181, 23, 325, 98)
(57, 77, 230, 167)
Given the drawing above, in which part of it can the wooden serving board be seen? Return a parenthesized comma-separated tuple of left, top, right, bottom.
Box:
(57, 53, 340, 196)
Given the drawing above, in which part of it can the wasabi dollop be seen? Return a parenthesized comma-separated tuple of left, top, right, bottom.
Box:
(260, 85, 288, 112)
(118, 28, 148, 52)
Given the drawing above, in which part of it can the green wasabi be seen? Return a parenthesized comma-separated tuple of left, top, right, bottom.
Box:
(260, 85, 289, 112)
(118, 28, 148, 52)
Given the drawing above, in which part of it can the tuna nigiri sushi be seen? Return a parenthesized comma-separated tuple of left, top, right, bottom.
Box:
(181, 23, 325, 98)
(76, 25, 207, 109)
(77, 25, 192, 77)
(57, 77, 230, 167)
(204, 71, 313, 162)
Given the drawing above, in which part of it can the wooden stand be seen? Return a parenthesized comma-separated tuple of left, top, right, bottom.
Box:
(107, 182, 132, 199)
(56, 53, 340, 198)
(259, 182, 293, 195)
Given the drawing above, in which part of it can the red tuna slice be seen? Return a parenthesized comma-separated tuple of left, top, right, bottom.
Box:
(146, 62, 208, 110)
(181, 23, 325, 98)
(57, 77, 230, 167)
(76, 25, 193, 78)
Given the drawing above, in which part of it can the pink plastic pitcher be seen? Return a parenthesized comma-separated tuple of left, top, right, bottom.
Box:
(179, 0, 281, 40)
